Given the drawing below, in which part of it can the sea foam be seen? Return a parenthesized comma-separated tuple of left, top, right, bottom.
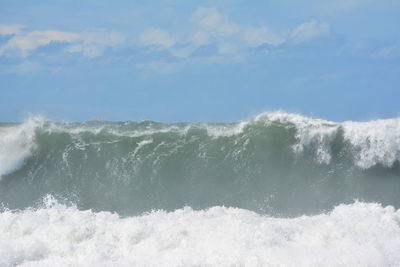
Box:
(0, 117, 43, 178)
(1, 198, 399, 267)
(253, 112, 400, 168)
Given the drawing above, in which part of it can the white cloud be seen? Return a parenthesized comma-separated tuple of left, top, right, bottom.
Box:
(139, 28, 175, 49)
(170, 46, 197, 58)
(68, 31, 124, 58)
(188, 30, 210, 46)
(217, 43, 239, 54)
(133, 8, 335, 73)
(217, 23, 240, 36)
(0, 24, 24, 35)
(375, 45, 400, 58)
(0, 9, 333, 63)
(68, 44, 101, 58)
(289, 19, 330, 44)
(135, 8, 333, 64)
(0, 29, 124, 57)
(191, 7, 239, 37)
(243, 26, 285, 47)
(0, 30, 79, 56)
(189, 7, 241, 56)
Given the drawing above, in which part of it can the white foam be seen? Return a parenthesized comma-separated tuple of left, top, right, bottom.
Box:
(1, 198, 399, 267)
(131, 139, 153, 157)
(342, 118, 400, 168)
(254, 112, 338, 164)
(253, 111, 400, 168)
(46, 121, 187, 138)
(0, 117, 43, 178)
(203, 121, 249, 137)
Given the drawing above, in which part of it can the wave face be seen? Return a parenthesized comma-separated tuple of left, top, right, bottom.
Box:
(0, 112, 400, 215)
(1, 198, 400, 267)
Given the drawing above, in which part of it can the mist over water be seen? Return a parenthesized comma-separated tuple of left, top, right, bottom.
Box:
(1, 112, 400, 266)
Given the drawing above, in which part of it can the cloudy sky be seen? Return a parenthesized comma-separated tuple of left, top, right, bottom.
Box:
(1, 0, 399, 122)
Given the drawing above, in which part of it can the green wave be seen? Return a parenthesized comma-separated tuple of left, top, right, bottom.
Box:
(1, 113, 399, 216)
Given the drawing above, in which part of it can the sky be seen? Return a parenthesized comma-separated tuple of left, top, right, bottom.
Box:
(0, 0, 399, 122)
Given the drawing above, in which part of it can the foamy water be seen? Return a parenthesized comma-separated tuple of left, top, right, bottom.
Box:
(1, 198, 399, 267)
(0, 117, 42, 177)
(1, 112, 400, 266)
(254, 112, 400, 168)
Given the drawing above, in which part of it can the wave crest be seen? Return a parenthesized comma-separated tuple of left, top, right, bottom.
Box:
(1, 112, 400, 215)
(0, 116, 44, 177)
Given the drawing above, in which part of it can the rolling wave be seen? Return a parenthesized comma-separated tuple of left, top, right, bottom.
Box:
(0, 112, 399, 215)
(1, 112, 400, 266)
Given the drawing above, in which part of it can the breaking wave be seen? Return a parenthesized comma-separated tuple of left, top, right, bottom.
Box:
(1, 112, 400, 266)
(0, 112, 400, 215)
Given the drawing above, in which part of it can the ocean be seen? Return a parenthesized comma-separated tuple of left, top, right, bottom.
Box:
(0, 111, 399, 266)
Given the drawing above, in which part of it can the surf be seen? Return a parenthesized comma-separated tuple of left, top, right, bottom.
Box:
(1, 197, 400, 267)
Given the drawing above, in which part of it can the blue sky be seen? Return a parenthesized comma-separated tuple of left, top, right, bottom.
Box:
(0, 0, 399, 122)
